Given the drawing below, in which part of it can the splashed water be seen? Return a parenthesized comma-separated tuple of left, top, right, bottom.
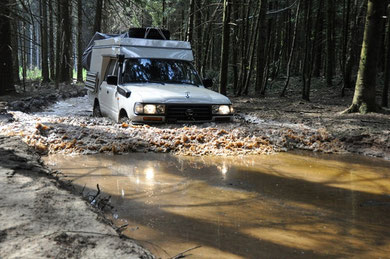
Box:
(35, 95, 92, 117)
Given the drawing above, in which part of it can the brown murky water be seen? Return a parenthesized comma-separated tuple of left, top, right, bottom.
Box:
(45, 152, 390, 258)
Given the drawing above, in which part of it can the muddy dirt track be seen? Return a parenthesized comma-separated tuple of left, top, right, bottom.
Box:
(0, 136, 153, 258)
(0, 80, 389, 258)
(1, 80, 389, 160)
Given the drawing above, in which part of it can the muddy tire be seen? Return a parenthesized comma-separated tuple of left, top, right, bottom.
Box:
(118, 109, 130, 123)
(93, 100, 102, 117)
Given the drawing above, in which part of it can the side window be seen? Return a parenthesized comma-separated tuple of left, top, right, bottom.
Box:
(104, 59, 117, 81)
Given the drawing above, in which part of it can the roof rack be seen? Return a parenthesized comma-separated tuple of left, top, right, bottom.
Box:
(128, 27, 170, 40)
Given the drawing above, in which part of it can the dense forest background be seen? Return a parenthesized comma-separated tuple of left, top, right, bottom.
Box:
(0, 0, 389, 113)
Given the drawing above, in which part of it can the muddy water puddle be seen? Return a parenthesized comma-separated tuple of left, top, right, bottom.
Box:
(45, 152, 390, 258)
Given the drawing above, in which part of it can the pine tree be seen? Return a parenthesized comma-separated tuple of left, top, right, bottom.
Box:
(344, 0, 387, 113)
(0, 0, 15, 95)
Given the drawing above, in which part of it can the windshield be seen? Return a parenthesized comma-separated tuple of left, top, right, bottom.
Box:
(122, 58, 202, 86)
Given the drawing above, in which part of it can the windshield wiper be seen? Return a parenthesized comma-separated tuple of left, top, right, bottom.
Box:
(166, 80, 199, 87)
(146, 80, 165, 85)
(126, 80, 165, 85)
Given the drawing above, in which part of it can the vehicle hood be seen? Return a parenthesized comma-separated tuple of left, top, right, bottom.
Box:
(122, 83, 231, 104)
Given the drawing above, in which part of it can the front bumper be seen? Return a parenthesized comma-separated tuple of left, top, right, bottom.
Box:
(131, 103, 233, 123)
(130, 115, 232, 123)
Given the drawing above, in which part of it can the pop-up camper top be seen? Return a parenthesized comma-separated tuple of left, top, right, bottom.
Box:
(90, 37, 194, 83)
(84, 28, 233, 123)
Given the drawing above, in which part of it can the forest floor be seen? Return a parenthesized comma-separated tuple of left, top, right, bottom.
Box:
(231, 76, 390, 160)
(0, 77, 389, 258)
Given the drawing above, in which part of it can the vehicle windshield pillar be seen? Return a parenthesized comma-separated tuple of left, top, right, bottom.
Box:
(117, 54, 125, 85)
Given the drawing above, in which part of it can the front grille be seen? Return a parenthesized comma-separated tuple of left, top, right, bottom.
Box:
(166, 104, 212, 121)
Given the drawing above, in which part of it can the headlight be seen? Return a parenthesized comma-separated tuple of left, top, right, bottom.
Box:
(156, 105, 165, 114)
(135, 103, 144, 114)
(212, 105, 233, 115)
(144, 104, 156, 114)
(134, 103, 165, 115)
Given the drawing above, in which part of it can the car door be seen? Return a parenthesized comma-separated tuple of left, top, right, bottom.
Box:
(105, 82, 119, 118)
(98, 59, 117, 116)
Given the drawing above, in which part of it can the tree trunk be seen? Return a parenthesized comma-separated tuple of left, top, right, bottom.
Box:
(0, 0, 15, 95)
(201, 1, 219, 77)
(55, 0, 62, 87)
(93, 0, 103, 33)
(326, 0, 335, 87)
(181, 8, 185, 40)
(77, 0, 83, 82)
(341, 0, 353, 96)
(40, 0, 50, 83)
(231, 0, 240, 94)
(342, 0, 351, 78)
(195, 0, 202, 72)
(237, 0, 253, 96)
(312, 0, 324, 77)
(162, 0, 166, 28)
(242, 6, 260, 95)
(342, 0, 367, 95)
(11, 14, 21, 85)
(22, 21, 27, 91)
(261, 16, 273, 96)
(344, 0, 386, 114)
(219, 0, 231, 95)
(382, 4, 390, 107)
(49, 0, 55, 81)
(270, 8, 282, 81)
(31, 23, 36, 69)
(302, 0, 313, 101)
(280, 0, 301, 97)
(187, 0, 195, 42)
(60, 0, 73, 83)
(255, 0, 268, 96)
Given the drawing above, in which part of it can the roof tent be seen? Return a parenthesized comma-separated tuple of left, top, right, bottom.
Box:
(83, 28, 194, 72)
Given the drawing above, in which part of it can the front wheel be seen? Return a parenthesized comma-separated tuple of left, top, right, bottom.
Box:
(118, 109, 130, 123)
(93, 100, 102, 117)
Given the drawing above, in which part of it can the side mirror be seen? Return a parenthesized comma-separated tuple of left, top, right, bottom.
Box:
(107, 75, 118, 85)
(203, 78, 213, 88)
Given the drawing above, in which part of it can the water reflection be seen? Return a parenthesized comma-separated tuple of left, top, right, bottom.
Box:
(217, 162, 228, 179)
(144, 167, 155, 181)
(45, 152, 390, 259)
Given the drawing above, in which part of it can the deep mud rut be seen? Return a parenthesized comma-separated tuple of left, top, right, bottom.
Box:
(0, 97, 347, 159)
(1, 87, 389, 160)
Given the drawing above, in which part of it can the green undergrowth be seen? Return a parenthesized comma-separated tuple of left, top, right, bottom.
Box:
(18, 67, 87, 81)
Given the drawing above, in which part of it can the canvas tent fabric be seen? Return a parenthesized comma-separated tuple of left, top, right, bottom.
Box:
(82, 32, 128, 71)
(128, 28, 170, 40)
(82, 29, 171, 71)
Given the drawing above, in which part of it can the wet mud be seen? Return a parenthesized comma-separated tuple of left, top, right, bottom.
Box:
(0, 96, 344, 158)
(0, 136, 153, 259)
(45, 151, 390, 258)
